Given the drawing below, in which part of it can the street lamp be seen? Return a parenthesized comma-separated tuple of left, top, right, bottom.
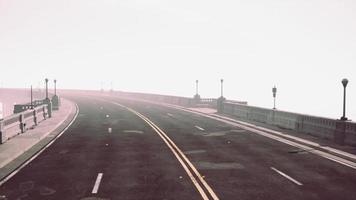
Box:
(220, 79, 224, 97)
(272, 86, 277, 110)
(54, 79, 57, 96)
(341, 78, 349, 121)
(45, 78, 49, 100)
(30, 85, 33, 109)
(195, 80, 199, 95)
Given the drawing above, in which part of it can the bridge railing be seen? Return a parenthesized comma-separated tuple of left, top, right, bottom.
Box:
(221, 101, 356, 146)
(13, 99, 48, 114)
(106, 90, 356, 145)
(0, 104, 50, 144)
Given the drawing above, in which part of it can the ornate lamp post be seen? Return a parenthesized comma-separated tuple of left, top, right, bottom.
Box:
(220, 79, 224, 97)
(341, 78, 349, 121)
(196, 80, 199, 95)
(30, 85, 33, 109)
(54, 79, 57, 96)
(45, 78, 49, 100)
(193, 80, 201, 102)
(217, 78, 226, 113)
(272, 86, 277, 110)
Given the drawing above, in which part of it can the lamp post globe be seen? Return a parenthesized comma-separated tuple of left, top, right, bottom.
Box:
(342, 78, 349, 87)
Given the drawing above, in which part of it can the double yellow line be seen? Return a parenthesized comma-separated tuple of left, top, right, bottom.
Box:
(111, 102, 219, 200)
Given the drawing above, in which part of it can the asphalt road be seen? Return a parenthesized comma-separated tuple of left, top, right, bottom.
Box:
(1, 94, 356, 200)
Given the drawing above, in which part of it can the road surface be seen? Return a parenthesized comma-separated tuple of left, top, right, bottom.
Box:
(1, 94, 356, 200)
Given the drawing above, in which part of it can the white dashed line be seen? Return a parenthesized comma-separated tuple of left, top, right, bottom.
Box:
(167, 113, 174, 117)
(271, 167, 303, 186)
(195, 126, 205, 131)
(92, 173, 104, 194)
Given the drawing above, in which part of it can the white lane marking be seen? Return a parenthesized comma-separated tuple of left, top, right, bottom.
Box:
(209, 114, 356, 161)
(167, 113, 174, 117)
(194, 126, 205, 131)
(92, 173, 104, 194)
(163, 105, 356, 170)
(0, 102, 80, 186)
(106, 114, 110, 118)
(110, 102, 219, 200)
(105, 97, 356, 170)
(271, 167, 303, 186)
(108, 127, 112, 133)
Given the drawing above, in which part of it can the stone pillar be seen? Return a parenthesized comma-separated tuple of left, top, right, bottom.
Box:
(334, 121, 347, 145)
(0, 120, 6, 144)
(44, 98, 52, 118)
(0, 102, 3, 119)
(19, 113, 26, 133)
(217, 96, 226, 113)
(193, 94, 201, 106)
(51, 95, 60, 110)
(43, 106, 47, 119)
(33, 109, 38, 126)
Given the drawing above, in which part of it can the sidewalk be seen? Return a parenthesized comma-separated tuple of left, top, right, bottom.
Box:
(0, 98, 77, 180)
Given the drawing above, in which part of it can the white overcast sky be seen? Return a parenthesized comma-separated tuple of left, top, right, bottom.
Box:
(0, 0, 355, 120)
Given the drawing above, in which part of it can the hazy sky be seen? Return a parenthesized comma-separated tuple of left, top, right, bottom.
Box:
(0, 0, 355, 120)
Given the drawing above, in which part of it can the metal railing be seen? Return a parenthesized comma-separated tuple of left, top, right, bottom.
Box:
(0, 104, 50, 144)
(13, 99, 47, 114)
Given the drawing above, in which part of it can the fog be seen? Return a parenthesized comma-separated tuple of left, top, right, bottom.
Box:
(0, 0, 355, 120)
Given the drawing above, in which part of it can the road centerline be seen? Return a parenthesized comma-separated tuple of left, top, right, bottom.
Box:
(110, 101, 219, 200)
(271, 167, 303, 186)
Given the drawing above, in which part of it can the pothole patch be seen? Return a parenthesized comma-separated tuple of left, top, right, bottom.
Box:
(203, 132, 227, 137)
(19, 181, 34, 192)
(184, 150, 207, 155)
(123, 130, 144, 134)
(230, 129, 246, 133)
(195, 162, 244, 170)
(80, 197, 110, 200)
(59, 150, 69, 154)
(39, 186, 56, 196)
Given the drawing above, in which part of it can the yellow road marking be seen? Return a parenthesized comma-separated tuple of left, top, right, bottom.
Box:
(111, 102, 219, 200)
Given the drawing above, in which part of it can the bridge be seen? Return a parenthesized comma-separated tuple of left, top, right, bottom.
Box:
(0, 85, 356, 200)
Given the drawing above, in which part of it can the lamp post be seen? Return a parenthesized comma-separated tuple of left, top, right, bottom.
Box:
(196, 80, 199, 95)
(30, 85, 33, 109)
(54, 79, 57, 96)
(341, 78, 349, 121)
(220, 79, 224, 97)
(45, 78, 49, 100)
(272, 86, 277, 110)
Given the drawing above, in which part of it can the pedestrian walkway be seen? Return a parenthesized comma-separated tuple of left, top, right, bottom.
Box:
(0, 99, 77, 179)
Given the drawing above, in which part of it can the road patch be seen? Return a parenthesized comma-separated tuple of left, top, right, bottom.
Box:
(123, 130, 144, 134)
(195, 162, 244, 170)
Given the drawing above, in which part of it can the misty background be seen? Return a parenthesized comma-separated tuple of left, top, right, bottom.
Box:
(0, 0, 355, 120)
